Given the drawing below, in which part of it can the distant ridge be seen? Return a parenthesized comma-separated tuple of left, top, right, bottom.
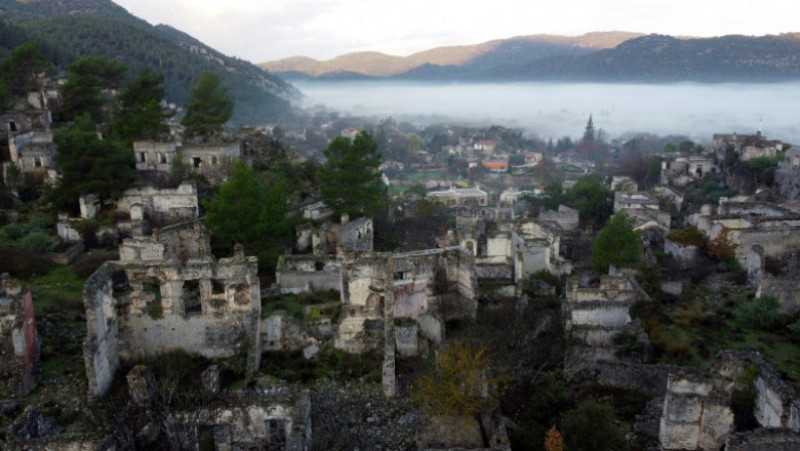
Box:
(261, 32, 800, 83)
(259, 32, 643, 78)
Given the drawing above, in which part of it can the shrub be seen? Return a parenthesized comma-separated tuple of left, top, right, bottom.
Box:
(787, 321, 800, 343)
(0, 247, 52, 278)
(1, 223, 25, 240)
(666, 227, 705, 247)
(734, 296, 784, 331)
(26, 212, 54, 231)
(18, 230, 58, 253)
(562, 400, 625, 451)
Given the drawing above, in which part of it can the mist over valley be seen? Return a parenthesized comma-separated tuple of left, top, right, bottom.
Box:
(296, 80, 800, 143)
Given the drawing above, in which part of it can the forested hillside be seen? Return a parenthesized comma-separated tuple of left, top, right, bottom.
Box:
(0, 0, 296, 123)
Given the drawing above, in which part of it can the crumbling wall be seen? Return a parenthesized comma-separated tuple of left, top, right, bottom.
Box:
(658, 351, 800, 450)
(276, 255, 342, 295)
(659, 373, 734, 450)
(0, 278, 41, 397)
(117, 182, 199, 222)
(133, 140, 178, 172)
(339, 217, 374, 253)
(84, 222, 262, 398)
(165, 391, 311, 450)
(83, 262, 121, 398)
(563, 273, 649, 373)
(726, 429, 800, 451)
(664, 238, 701, 269)
(537, 204, 579, 231)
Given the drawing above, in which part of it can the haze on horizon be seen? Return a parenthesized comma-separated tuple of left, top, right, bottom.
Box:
(114, 0, 800, 63)
(296, 81, 800, 145)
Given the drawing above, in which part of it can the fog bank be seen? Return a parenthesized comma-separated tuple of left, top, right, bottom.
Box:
(296, 81, 800, 143)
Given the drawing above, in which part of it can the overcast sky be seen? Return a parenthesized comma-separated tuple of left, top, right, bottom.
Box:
(114, 0, 799, 63)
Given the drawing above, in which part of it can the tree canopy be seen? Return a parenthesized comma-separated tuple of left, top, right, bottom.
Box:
(50, 114, 136, 212)
(0, 41, 47, 96)
(318, 130, 387, 218)
(591, 210, 643, 273)
(109, 67, 169, 143)
(412, 340, 505, 448)
(59, 55, 127, 122)
(204, 161, 292, 271)
(181, 71, 234, 137)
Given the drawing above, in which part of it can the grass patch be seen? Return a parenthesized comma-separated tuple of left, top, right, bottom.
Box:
(404, 170, 450, 181)
(24, 265, 85, 315)
(258, 346, 381, 384)
(262, 290, 340, 319)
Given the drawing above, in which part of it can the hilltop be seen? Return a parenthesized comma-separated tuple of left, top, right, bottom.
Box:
(262, 32, 800, 83)
(0, 0, 297, 123)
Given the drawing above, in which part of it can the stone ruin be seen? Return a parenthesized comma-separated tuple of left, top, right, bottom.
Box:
(562, 269, 650, 374)
(83, 220, 261, 398)
(659, 351, 800, 450)
(0, 274, 41, 397)
(124, 365, 311, 450)
(689, 198, 800, 265)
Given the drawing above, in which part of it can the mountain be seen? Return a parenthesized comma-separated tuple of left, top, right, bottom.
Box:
(259, 32, 642, 79)
(500, 34, 800, 81)
(262, 32, 800, 83)
(0, 0, 297, 123)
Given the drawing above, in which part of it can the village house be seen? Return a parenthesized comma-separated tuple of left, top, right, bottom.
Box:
(427, 185, 488, 206)
(713, 131, 786, 161)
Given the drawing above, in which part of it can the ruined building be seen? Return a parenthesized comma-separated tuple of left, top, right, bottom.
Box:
(0, 274, 41, 397)
(1, 108, 55, 186)
(83, 220, 261, 398)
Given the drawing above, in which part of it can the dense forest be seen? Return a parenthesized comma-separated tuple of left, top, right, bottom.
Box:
(0, 0, 297, 123)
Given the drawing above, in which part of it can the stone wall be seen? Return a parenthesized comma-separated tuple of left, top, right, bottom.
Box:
(164, 390, 311, 450)
(335, 247, 477, 355)
(664, 238, 701, 269)
(276, 255, 342, 295)
(658, 351, 800, 450)
(537, 204, 579, 231)
(0, 279, 41, 397)
(83, 222, 262, 398)
(563, 273, 649, 373)
(726, 429, 800, 451)
(181, 142, 241, 173)
(82, 262, 121, 398)
(659, 373, 734, 450)
(117, 182, 199, 223)
(133, 140, 178, 172)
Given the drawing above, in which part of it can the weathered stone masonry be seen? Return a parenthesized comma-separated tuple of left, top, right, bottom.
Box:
(83, 221, 261, 398)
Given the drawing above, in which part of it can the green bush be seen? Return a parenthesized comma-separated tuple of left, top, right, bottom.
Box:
(666, 227, 705, 247)
(18, 230, 58, 253)
(734, 296, 784, 331)
(1, 223, 25, 240)
(788, 321, 800, 343)
(26, 212, 54, 231)
(562, 400, 626, 451)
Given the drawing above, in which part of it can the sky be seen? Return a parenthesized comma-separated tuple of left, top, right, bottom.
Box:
(114, 0, 799, 63)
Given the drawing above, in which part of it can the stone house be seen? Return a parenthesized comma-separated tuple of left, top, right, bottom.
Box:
(713, 131, 786, 162)
(133, 140, 178, 172)
(83, 220, 261, 398)
(563, 270, 650, 373)
(660, 156, 718, 187)
(689, 200, 800, 265)
(427, 185, 488, 206)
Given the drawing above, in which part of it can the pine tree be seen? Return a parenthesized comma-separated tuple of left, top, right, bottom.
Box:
(582, 114, 596, 142)
(318, 131, 387, 218)
(181, 71, 234, 137)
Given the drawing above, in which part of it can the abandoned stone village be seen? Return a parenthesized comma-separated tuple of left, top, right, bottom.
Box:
(2, 82, 800, 451)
